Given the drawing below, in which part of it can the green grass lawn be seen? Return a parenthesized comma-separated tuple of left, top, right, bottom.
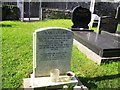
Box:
(1, 19, 120, 89)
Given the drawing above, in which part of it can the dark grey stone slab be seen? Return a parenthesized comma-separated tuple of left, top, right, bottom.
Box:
(73, 31, 120, 57)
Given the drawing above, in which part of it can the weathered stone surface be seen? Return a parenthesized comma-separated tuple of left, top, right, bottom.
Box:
(94, 2, 119, 17)
(98, 16, 118, 34)
(33, 27, 73, 77)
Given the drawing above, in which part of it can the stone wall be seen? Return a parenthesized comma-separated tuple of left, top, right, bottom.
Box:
(42, 2, 119, 19)
(42, 8, 72, 19)
(42, 2, 91, 10)
(42, 2, 91, 19)
(94, 2, 119, 17)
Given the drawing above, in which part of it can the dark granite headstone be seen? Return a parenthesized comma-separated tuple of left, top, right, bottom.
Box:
(71, 6, 91, 29)
(98, 16, 118, 34)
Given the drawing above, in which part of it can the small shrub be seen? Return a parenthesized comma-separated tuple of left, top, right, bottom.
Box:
(2, 6, 11, 20)
(2, 5, 20, 20)
(42, 8, 71, 19)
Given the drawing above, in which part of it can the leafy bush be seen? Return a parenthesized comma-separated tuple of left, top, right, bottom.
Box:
(42, 8, 71, 19)
(2, 5, 20, 20)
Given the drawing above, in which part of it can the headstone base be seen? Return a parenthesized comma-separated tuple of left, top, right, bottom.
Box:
(73, 39, 120, 64)
(23, 74, 78, 90)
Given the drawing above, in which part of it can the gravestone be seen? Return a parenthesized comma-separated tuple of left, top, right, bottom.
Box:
(97, 16, 118, 34)
(116, 5, 120, 23)
(71, 6, 91, 29)
(33, 27, 73, 77)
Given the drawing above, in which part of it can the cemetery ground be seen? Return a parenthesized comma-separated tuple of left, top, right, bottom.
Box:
(2, 19, 120, 89)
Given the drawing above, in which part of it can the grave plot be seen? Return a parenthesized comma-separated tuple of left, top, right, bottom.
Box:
(71, 6, 120, 64)
(23, 27, 88, 90)
(73, 31, 120, 64)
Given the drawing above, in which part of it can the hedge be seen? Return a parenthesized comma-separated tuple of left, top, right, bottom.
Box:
(2, 5, 20, 20)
